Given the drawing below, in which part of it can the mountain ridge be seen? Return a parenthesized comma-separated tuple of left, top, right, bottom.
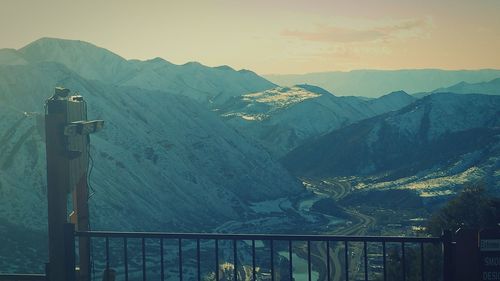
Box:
(265, 69, 500, 97)
(431, 77, 500, 96)
(218, 85, 416, 157)
(283, 93, 500, 197)
(0, 37, 276, 105)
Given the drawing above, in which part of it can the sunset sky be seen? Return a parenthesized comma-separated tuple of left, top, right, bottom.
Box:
(0, 0, 499, 74)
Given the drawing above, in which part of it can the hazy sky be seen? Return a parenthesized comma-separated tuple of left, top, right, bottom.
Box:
(1, 0, 499, 74)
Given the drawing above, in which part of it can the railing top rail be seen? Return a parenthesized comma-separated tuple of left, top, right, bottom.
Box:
(0, 274, 46, 281)
(75, 230, 442, 243)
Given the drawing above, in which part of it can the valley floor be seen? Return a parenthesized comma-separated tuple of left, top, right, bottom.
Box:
(211, 178, 429, 281)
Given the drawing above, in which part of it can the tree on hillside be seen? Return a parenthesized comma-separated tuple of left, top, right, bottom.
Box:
(427, 183, 500, 236)
(379, 183, 500, 281)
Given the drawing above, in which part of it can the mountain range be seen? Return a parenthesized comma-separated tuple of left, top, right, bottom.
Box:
(283, 93, 500, 199)
(0, 38, 305, 272)
(218, 85, 416, 157)
(3, 38, 275, 105)
(1, 37, 499, 272)
(265, 69, 500, 98)
(0, 39, 309, 233)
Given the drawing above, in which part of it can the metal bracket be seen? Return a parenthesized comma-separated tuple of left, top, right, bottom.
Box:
(64, 120, 105, 136)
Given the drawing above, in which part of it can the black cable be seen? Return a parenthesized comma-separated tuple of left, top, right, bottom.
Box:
(83, 98, 96, 281)
(87, 143, 96, 199)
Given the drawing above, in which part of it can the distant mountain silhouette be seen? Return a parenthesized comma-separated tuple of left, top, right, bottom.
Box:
(431, 77, 500, 95)
(265, 69, 500, 97)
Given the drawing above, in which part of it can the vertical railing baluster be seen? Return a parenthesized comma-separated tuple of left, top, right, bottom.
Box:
(142, 238, 146, 281)
(402, 242, 406, 281)
(270, 240, 274, 281)
(124, 237, 128, 281)
(382, 241, 387, 281)
(252, 240, 256, 281)
(289, 240, 293, 281)
(233, 240, 238, 281)
(327, 240, 331, 281)
(105, 237, 110, 281)
(420, 242, 425, 281)
(179, 238, 183, 281)
(345, 241, 349, 281)
(307, 240, 311, 281)
(197, 239, 201, 281)
(364, 241, 368, 281)
(160, 239, 164, 281)
(215, 239, 219, 281)
(87, 237, 92, 281)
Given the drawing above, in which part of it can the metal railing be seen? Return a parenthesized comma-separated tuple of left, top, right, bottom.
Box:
(72, 229, 451, 281)
(0, 274, 46, 281)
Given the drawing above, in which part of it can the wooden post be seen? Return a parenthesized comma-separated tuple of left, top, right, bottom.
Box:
(45, 87, 102, 281)
(45, 89, 72, 281)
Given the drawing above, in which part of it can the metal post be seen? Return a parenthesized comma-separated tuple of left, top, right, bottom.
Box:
(75, 176, 91, 281)
(64, 223, 76, 281)
(442, 230, 454, 281)
(45, 88, 72, 281)
(453, 228, 479, 281)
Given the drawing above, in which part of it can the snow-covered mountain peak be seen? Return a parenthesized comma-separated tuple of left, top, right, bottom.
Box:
(7, 38, 276, 105)
(18, 37, 132, 82)
(19, 37, 127, 63)
(381, 93, 500, 140)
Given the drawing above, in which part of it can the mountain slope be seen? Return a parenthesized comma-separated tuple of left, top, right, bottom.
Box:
(0, 62, 303, 234)
(0, 49, 27, 65)
(283, 93, 500, 196)
(265, 69, 500, 97)
(123, 59, 274, 104)
(0, 38, 301, 273)
(219, 85, 416, 156)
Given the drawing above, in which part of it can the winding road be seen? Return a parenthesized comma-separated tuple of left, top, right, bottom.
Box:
(298, 179, 376, 281)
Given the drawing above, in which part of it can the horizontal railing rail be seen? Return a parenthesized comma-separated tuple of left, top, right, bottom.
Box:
(0, 274, 46, 281)
(76, 231, 443, 243)
(74, 230, 447, 281)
